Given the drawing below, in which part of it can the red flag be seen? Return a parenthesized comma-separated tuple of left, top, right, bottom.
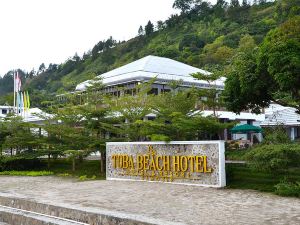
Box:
(15, 71, 21, 92)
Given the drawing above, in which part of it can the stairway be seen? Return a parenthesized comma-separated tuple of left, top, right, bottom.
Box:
(0, 204, 88, 225)
(0, 196, 152, 225)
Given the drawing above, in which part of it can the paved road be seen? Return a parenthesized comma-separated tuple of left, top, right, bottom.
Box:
(0, 176, 299, 225)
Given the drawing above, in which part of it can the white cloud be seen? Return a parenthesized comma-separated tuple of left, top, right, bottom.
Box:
(0, 0, 178, 76)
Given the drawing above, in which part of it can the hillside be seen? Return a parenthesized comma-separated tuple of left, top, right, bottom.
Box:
(0, 0, 298, 107)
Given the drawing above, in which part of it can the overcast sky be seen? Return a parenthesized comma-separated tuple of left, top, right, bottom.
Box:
(0, 0, 216, 76)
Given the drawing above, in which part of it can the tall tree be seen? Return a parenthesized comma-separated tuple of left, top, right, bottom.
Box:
(223, 35, 273, 113)
(138, 25, 144, 36)
(148, 85, 228, 141)
(145, 20, 154, 36)
(107, 82, 153, 141)
(256, 16, 300, 111)
(156, 21, 165, 31)
(38, 63, 46, 74)
(173, 0, 200, 13)
(224, 16, 300, 113)
(213, 0, 227, 19)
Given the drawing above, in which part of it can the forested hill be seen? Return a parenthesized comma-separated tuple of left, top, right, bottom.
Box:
(0, 0, 299, 107)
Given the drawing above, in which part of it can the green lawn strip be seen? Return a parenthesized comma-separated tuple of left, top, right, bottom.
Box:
(0, 171, 53, 176)
(225, 150, 249, 160)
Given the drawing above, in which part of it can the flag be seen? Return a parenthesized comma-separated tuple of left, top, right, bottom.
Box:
(26, 91, 30, 109)
(20, 91, 24, 111)
(15, 72, 21, 92)
(23, 92, 27, 112)
(17, 92, 21, 113)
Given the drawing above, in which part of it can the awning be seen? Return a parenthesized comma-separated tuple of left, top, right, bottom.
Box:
(230, 124, 262, 134)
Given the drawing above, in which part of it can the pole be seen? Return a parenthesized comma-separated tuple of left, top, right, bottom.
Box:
(13, 71, 16, 113)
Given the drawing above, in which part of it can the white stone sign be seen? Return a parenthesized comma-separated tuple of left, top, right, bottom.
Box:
(106, 141, 226, 187)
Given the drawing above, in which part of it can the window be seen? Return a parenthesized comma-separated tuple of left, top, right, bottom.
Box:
(148, 88, 158, 95)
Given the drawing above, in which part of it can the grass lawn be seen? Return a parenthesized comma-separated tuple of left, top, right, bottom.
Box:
(225, 149, 249, 160)
(0, 171, 53, 176)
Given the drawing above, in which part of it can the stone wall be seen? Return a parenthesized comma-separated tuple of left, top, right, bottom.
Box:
(106, 141, 226, 187)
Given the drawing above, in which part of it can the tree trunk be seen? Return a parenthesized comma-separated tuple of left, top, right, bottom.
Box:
(47, 154, 51, 169)
(72, 158, 76, 172)
(100, 152, 106, 174)
(79, 154, 83, 163)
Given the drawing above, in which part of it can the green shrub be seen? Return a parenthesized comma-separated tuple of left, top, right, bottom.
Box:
(78, 175, 97, 181)
(79, 175, 88, 181)
(0, 157, 45, 171)
(275, 180, 300, 198)
(245, 144, 300, 172)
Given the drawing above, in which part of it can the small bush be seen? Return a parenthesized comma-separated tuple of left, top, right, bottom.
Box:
(57, 173, 70, 177)
(275, 180, 300, 198)
(79, 175, 88, 181)
(78, 175, 97, 181)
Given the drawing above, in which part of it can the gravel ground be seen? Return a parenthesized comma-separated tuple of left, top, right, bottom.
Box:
(0, 176, 299, 225)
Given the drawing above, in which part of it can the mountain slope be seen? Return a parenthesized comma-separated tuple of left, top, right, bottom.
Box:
(0, 0, 298, 106)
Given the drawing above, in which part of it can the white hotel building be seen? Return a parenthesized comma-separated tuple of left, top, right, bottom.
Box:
(74, 55, 300, 141)
(74, 55, 269, 141)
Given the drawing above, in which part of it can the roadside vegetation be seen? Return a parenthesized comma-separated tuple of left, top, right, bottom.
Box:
(226, 128, 300, 197)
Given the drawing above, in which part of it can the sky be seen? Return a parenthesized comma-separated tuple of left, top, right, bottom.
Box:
(0, 0, 182, 76)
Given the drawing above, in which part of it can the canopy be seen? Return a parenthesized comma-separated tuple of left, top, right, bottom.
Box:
(230, 124, 262, 134)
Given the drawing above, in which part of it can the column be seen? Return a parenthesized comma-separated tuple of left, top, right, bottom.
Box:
(291, 127, 295, 141)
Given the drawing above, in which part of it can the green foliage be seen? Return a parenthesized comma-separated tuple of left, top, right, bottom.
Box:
(0, 170, 53, 176)
(223, 34, 274, 113)
(173, 0, 199, 13)
(145, 21, 154, 36)
(225, 148, 249, 160)
(224, 16, 300, 113)
(257, 16, 300, 110)
(107, 80, 229, 141)
(0, 157, 45, 171)
(192, 71, 225, 114)
(262, 126, 291, 144)
(274, 179, 300, 197)
(226, 163, 300, 193)
(48, 159, 104, 179)
(178, 34, 205, 51)
(245, 144, 300, 172)
(78, 175, 97, 181)
(0, 116, 43, 155)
